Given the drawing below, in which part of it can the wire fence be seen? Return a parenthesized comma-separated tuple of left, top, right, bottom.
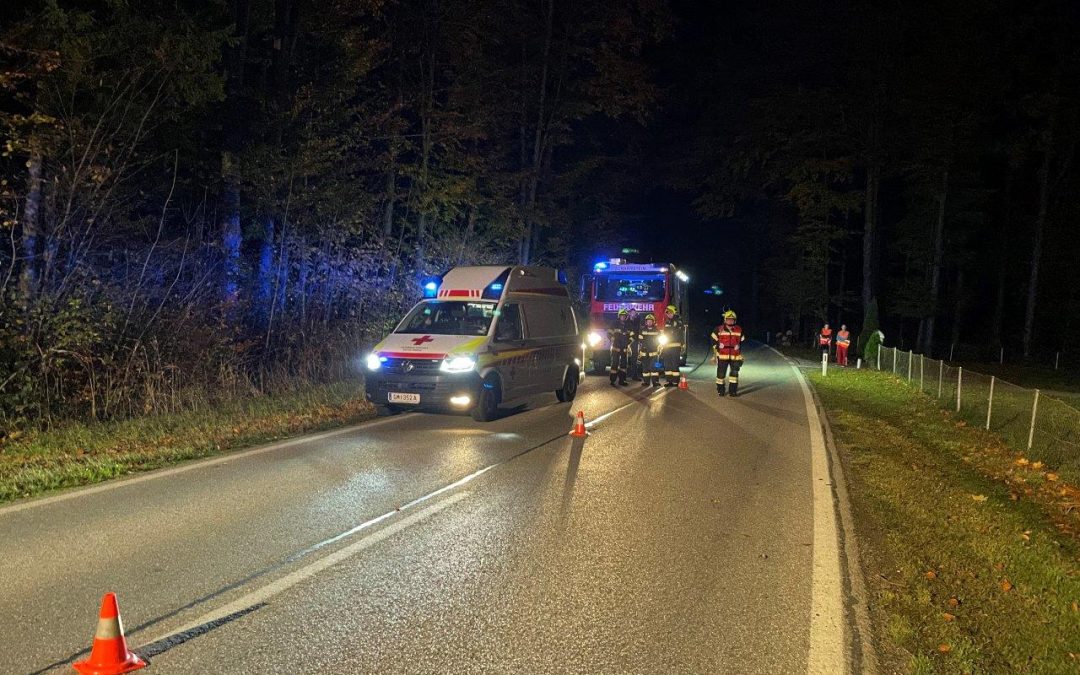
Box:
(871, 346, 1080, 482)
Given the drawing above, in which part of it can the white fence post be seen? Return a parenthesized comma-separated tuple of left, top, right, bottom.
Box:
(920, 354, 925, 391)
(877, 347, 881, 371)
(999, 346, 1004, 364)
(892, 348, 898, 374)
(856, 357, 862, 369)
(1055, 351, 1061, 370)
(821, 351, 828, 377)
(1028, 389, 1040, 450)
(950, 343, 955, 362)
(937, 359, 943, 399)
(956, 367, 963, 413)
(908, 350, 913, 382)
(986, 375, 995, 430)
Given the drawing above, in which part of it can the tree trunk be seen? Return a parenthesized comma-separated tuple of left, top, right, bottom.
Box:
(221, 174, 242, 308)
(296, 238, 309, 323)
(520, 0, 554, 265)
(950, 268, 965, 355)
(923, 168, 948, 357)
(1023, 119, 1054, 359)
(991, 168, 1012, 348)
(18, 150, 43, 305)
(862, 162, 879, 331)
(458, 207, 477, 265)
(256, 216, 275, 323)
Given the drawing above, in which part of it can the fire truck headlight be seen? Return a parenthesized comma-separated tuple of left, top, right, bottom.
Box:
(587, 331, 602, 347)
(658, 335, 670, 347)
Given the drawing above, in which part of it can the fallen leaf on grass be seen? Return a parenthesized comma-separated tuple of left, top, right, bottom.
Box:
(1000, 578, 1013, 593)
(938, 644, 952, 653)
(971, 494, 988, 502)
(1021, 530, 1031, 541)
(1047, 473, 1059, 481)
(1072, 601, 1078, 613)
(1009, 492, 1020, 501)
(1016, 457, 1030, 466)
(926, 570, 938, 580)
(1032, 461, 1044, 470)
(942, 612, 956, 622)
(947, 597, 960, 608)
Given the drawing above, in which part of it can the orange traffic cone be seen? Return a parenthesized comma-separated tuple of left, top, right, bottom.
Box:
(678, 374, 689, 390)
(73, 593, 146, 675)
(568, 410, 588, 437)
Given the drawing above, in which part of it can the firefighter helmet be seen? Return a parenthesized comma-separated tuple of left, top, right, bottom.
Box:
(723, 310, 737, 320)
(665, 305, 677, 316)
(617, 308, 629, 317)
(644, 313, 655, 321)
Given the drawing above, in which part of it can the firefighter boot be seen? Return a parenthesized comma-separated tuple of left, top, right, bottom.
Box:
(717, 383, 726, 397)
(728, 379, 739, 397)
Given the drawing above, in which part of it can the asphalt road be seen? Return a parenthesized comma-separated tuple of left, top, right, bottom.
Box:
(0, 343, 842, 674)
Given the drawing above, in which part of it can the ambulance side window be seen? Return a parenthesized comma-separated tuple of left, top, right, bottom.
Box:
(495, 304, 523, 342)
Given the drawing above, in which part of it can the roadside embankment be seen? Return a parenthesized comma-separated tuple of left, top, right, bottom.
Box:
(0, 381, 374, 504)
(810, 368, 1080, 673)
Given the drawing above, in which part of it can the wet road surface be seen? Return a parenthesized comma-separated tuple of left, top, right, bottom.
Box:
(0, 344, 838, 674)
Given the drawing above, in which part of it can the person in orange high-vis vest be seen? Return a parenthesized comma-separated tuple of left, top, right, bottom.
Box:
(711, 310, 745, 396)
(818, 324, 833, 358)
(836, 324, 850, 366)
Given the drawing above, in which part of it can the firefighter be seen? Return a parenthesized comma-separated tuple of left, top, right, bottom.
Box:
(607, 309, 633, 386)
(836, 324, 851, 366)
(626, 307, 643, 381)
(661, 304, 684, 387)
(818, 323, 833, 359)
(711, 309, 745, 396)
(636, 313, 663, 386)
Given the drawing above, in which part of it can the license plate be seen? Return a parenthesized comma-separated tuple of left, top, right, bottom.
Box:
(388, 392, 420, 404)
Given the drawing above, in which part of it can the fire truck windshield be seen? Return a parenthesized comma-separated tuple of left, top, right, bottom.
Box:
(593, 276, 666, 301)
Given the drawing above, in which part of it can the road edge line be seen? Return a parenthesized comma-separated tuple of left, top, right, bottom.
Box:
(807, 380, 879, 675)
(767, 344, 844, 673)
(0, 413, 417, 517)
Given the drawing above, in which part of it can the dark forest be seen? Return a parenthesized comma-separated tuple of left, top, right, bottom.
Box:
(3, 0, 1080, 427)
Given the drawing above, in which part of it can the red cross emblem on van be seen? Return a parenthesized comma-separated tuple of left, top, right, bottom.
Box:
(411, 335, 435, 346)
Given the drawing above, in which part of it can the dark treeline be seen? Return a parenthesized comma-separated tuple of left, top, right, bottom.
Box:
(0, 0, 669, 427)
(669, 0, 1080, 362)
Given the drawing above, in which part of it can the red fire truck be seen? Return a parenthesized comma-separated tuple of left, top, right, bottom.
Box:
(582, 259, 690, 374)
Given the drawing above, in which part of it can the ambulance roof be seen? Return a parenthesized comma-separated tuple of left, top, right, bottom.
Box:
(436, 266, 568, 300)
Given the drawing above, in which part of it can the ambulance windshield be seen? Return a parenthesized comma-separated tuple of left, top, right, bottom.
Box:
(593, 275, 666, 301)
(396, 301, 497, 336)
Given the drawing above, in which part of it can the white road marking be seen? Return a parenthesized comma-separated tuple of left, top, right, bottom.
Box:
(789, 361, 846, 673)
(0, 414, 417, 517)
(140, 491, 468, 647)
(584, 386, 671, 429)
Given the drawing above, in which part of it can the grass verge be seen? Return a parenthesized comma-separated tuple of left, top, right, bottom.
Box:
(810, 368, 1080, 673)
(0, 380, 374, 504)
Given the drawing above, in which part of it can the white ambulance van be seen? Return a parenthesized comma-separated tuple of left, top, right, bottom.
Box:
(364, 266, 582, 421)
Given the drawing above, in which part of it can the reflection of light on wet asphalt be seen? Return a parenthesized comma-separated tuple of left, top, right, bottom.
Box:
(429, 430, 522, 440)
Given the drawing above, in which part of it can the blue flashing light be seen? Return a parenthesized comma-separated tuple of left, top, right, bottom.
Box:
(593, 261, 608, 271)
(422, 279, 439, 298)
(557, 270, 568, 284)
(490, 282, 504, 291)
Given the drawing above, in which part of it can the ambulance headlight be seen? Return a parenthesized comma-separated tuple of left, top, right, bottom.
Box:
(365, 353, 385, 371)
(587, 331, 602, 347)
(658, 335, 670, 346)
(440, 356, 476, 373)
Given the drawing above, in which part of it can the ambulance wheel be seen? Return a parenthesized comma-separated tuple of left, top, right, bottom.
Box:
(556, 367, 579, 402)
(472, 377, 501, 422)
